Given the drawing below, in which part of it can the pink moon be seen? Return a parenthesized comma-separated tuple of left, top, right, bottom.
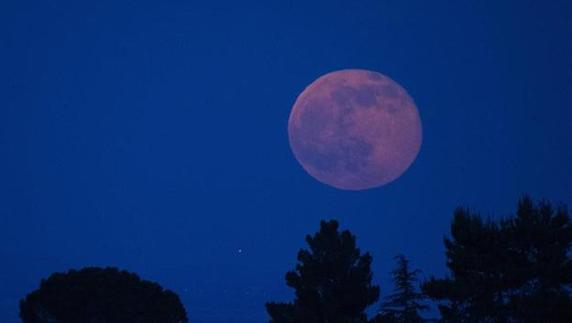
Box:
(288, 69, 422, 190)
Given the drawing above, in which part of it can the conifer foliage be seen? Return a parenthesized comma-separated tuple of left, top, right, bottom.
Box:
(266, 220, 380, 323)
(422, 196, 572, 322)
(20, 267, 188, 323)
(375, 255, 427, 322)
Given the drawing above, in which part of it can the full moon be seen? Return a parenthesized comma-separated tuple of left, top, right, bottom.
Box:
(288, 69, 422, 190)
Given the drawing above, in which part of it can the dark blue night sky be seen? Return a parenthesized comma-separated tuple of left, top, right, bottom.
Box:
(1, 1, 571, 322)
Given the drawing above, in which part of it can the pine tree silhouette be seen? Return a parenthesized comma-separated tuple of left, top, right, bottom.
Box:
(422, 196, 572, 322)
(20, 267, 188, 323)
(266, 220, 380, 323)
(375, 255, 427, 322)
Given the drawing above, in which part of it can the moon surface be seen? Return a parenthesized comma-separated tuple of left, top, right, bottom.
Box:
(288, 69, 422, 190)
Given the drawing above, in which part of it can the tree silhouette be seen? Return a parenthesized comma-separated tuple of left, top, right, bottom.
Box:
(20, 267, 188, 323)
(373, 255, 427, 323)
(266, 220, 380, 323)
(422, 196, 572, 322)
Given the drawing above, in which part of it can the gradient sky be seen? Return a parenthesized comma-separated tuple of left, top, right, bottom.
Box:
(1, 1, 571, 322)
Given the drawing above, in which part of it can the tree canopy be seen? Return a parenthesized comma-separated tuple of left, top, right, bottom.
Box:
(16, 196, 572, 323)
(266, 220, 380, 323)
(422, 196, 572, 322)
(374, 254, 427, 323)
(20, 267, 188, 323)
